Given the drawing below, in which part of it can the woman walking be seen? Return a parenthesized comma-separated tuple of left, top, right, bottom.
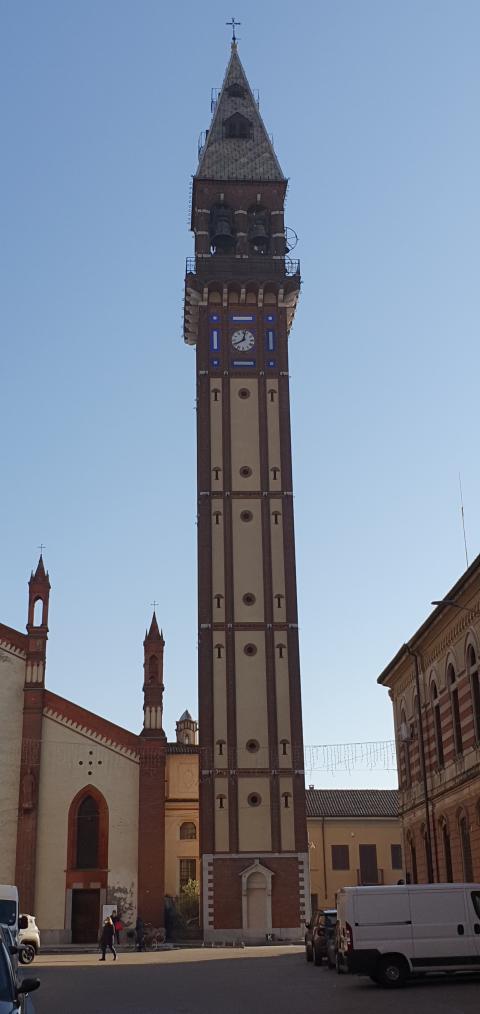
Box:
(99, 917, 117, 961)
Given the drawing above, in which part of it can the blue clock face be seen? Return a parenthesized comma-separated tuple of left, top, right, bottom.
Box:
(231, 329, 255, 352)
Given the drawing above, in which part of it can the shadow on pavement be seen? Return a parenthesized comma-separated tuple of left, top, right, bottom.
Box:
(29, 951, 480, 1014)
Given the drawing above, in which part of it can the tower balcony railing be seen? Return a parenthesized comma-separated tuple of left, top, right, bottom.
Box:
(185, 255, 300, 280)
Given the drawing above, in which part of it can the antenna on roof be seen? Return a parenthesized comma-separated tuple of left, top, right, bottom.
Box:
(459, 472, 469, 569)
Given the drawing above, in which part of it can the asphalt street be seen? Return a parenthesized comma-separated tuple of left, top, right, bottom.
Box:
(26, 946, 480, 1014)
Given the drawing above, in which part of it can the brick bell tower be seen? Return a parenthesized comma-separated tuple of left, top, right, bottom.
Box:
(137, 612, 167, 927)
(15, 554, 50, 912)
(184, 40, 309, 941)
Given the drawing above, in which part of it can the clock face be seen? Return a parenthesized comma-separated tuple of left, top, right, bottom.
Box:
(231, 329, 255, 352)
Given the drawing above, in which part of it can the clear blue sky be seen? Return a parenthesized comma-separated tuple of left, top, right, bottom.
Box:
(2, 1, 479, 789)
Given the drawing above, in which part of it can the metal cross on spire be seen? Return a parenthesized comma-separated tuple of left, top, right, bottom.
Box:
(226, 17, 241, 43)
(151, 600, 158, 612)
(38, 544, 46, 555)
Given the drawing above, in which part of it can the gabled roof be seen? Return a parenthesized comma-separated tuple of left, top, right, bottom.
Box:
(306, 789, 399, 819)
(196, 44, 284, 182)
(43, 690, 139, 754)
(0, 622, 27, 655)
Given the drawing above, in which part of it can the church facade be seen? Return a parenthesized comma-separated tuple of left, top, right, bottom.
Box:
(0, 557, 199, 945)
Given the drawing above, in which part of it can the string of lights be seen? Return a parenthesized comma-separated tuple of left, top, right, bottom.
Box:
(4, 737, 397, 773)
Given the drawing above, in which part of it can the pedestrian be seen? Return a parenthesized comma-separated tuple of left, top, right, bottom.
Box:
(112, 911, 123, 945)
(135, 915, 146, 952)
(99, 917, 117, 961)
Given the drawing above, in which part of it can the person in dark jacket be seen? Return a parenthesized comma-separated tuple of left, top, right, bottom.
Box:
(135, 915, 146, 952)
(99, 917, 117, 961)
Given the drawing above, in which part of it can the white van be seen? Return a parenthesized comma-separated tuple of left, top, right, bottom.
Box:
(337, 883, 480, 987)
(0, 886, 19, 936)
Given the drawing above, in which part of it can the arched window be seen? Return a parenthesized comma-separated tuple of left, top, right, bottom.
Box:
(209, 204, 235, 255)
(431, 681, 444, 768)
(448, 664, 463, 755)
(149, 655, 158, 682)
(247, 205, 270, 255)
(33, 598, 43, 626)
(399, 709, 411, 788)
(223, 112, 252, 139)
(76, 796, 99, 869)
(407, 831, 417, 884)
(67, 786, 108, 874)
(459, 811, 474, 881)
(420, 823, 433, 883)
(439, 816, 453, 882)
(468, 645, 480, 744)
(179, 821, 197, 841)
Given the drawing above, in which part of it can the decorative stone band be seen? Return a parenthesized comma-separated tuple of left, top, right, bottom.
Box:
(0, 637, 27, 659)
(144, 705, 163, 730)
(25, 661, 45, 684)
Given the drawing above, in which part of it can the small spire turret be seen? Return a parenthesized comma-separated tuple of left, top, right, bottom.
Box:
(141, 614, 165, 737)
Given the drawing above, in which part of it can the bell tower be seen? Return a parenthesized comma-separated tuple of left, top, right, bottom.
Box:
(15, 554, 51, 912)
(137, 612, 166, 926)
(184, 41, 309, 942)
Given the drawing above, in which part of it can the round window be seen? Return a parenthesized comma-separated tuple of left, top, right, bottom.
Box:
(244, 643, 257, 657)
(248, 793, 262, 807)
(240, 510, 253, 523)
(239, 465, 252, 478)
(246, 739, 260, 753)
(243, 593, 256, 606)
(238, 388, 251, 399)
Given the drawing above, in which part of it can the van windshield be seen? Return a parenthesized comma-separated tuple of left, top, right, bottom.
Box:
(0, 901, 17, 927)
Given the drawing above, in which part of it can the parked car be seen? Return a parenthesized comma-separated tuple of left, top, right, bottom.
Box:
(305, 908, 337, 966)
(18, 918, 40, 959)
(0, 927, 35, 970)
(337, 883, 480, 988)
(304, 911, 317, 962)
(325, 920, 339, 970)
(0, 936, 40, 1012)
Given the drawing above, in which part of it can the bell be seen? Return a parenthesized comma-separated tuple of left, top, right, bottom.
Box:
(248, 212, 270, 253)
(210, 207, 235, 253)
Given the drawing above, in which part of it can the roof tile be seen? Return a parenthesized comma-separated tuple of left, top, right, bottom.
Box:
(306, 789, 399, 819)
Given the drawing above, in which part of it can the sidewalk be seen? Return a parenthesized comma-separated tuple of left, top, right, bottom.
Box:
(40, 942, 201, 955)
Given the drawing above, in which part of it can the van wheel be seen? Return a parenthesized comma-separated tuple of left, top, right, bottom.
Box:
(376, 956, 407, 988)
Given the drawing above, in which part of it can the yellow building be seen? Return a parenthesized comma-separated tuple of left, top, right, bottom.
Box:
(306, 789, 402, 910)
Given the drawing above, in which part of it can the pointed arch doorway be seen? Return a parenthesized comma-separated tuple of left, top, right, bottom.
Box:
(67, 786, 109, 943)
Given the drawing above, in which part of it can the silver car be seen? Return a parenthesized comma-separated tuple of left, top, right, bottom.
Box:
(0, 939, 39, 1013)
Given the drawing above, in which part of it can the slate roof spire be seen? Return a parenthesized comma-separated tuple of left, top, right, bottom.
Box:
(196, 45, 284, 182)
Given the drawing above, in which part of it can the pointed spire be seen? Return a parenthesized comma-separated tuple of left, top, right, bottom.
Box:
(29, 553, 50, 588)
(35, 554, 46, 578)
(144, 611, 164, 644)
(196, 46, 284, 182)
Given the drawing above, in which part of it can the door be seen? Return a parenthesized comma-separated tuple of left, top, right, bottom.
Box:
(466, 890, 480, 961)
(246, 873, 267, 930)
(71, 889, 100, 943)
(411, 888, 473, 966)
(359, 845, 378, 885)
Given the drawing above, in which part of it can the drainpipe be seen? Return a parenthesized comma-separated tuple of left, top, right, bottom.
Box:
(321, 817, 328, 904)
(404, 644, 434, 882)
